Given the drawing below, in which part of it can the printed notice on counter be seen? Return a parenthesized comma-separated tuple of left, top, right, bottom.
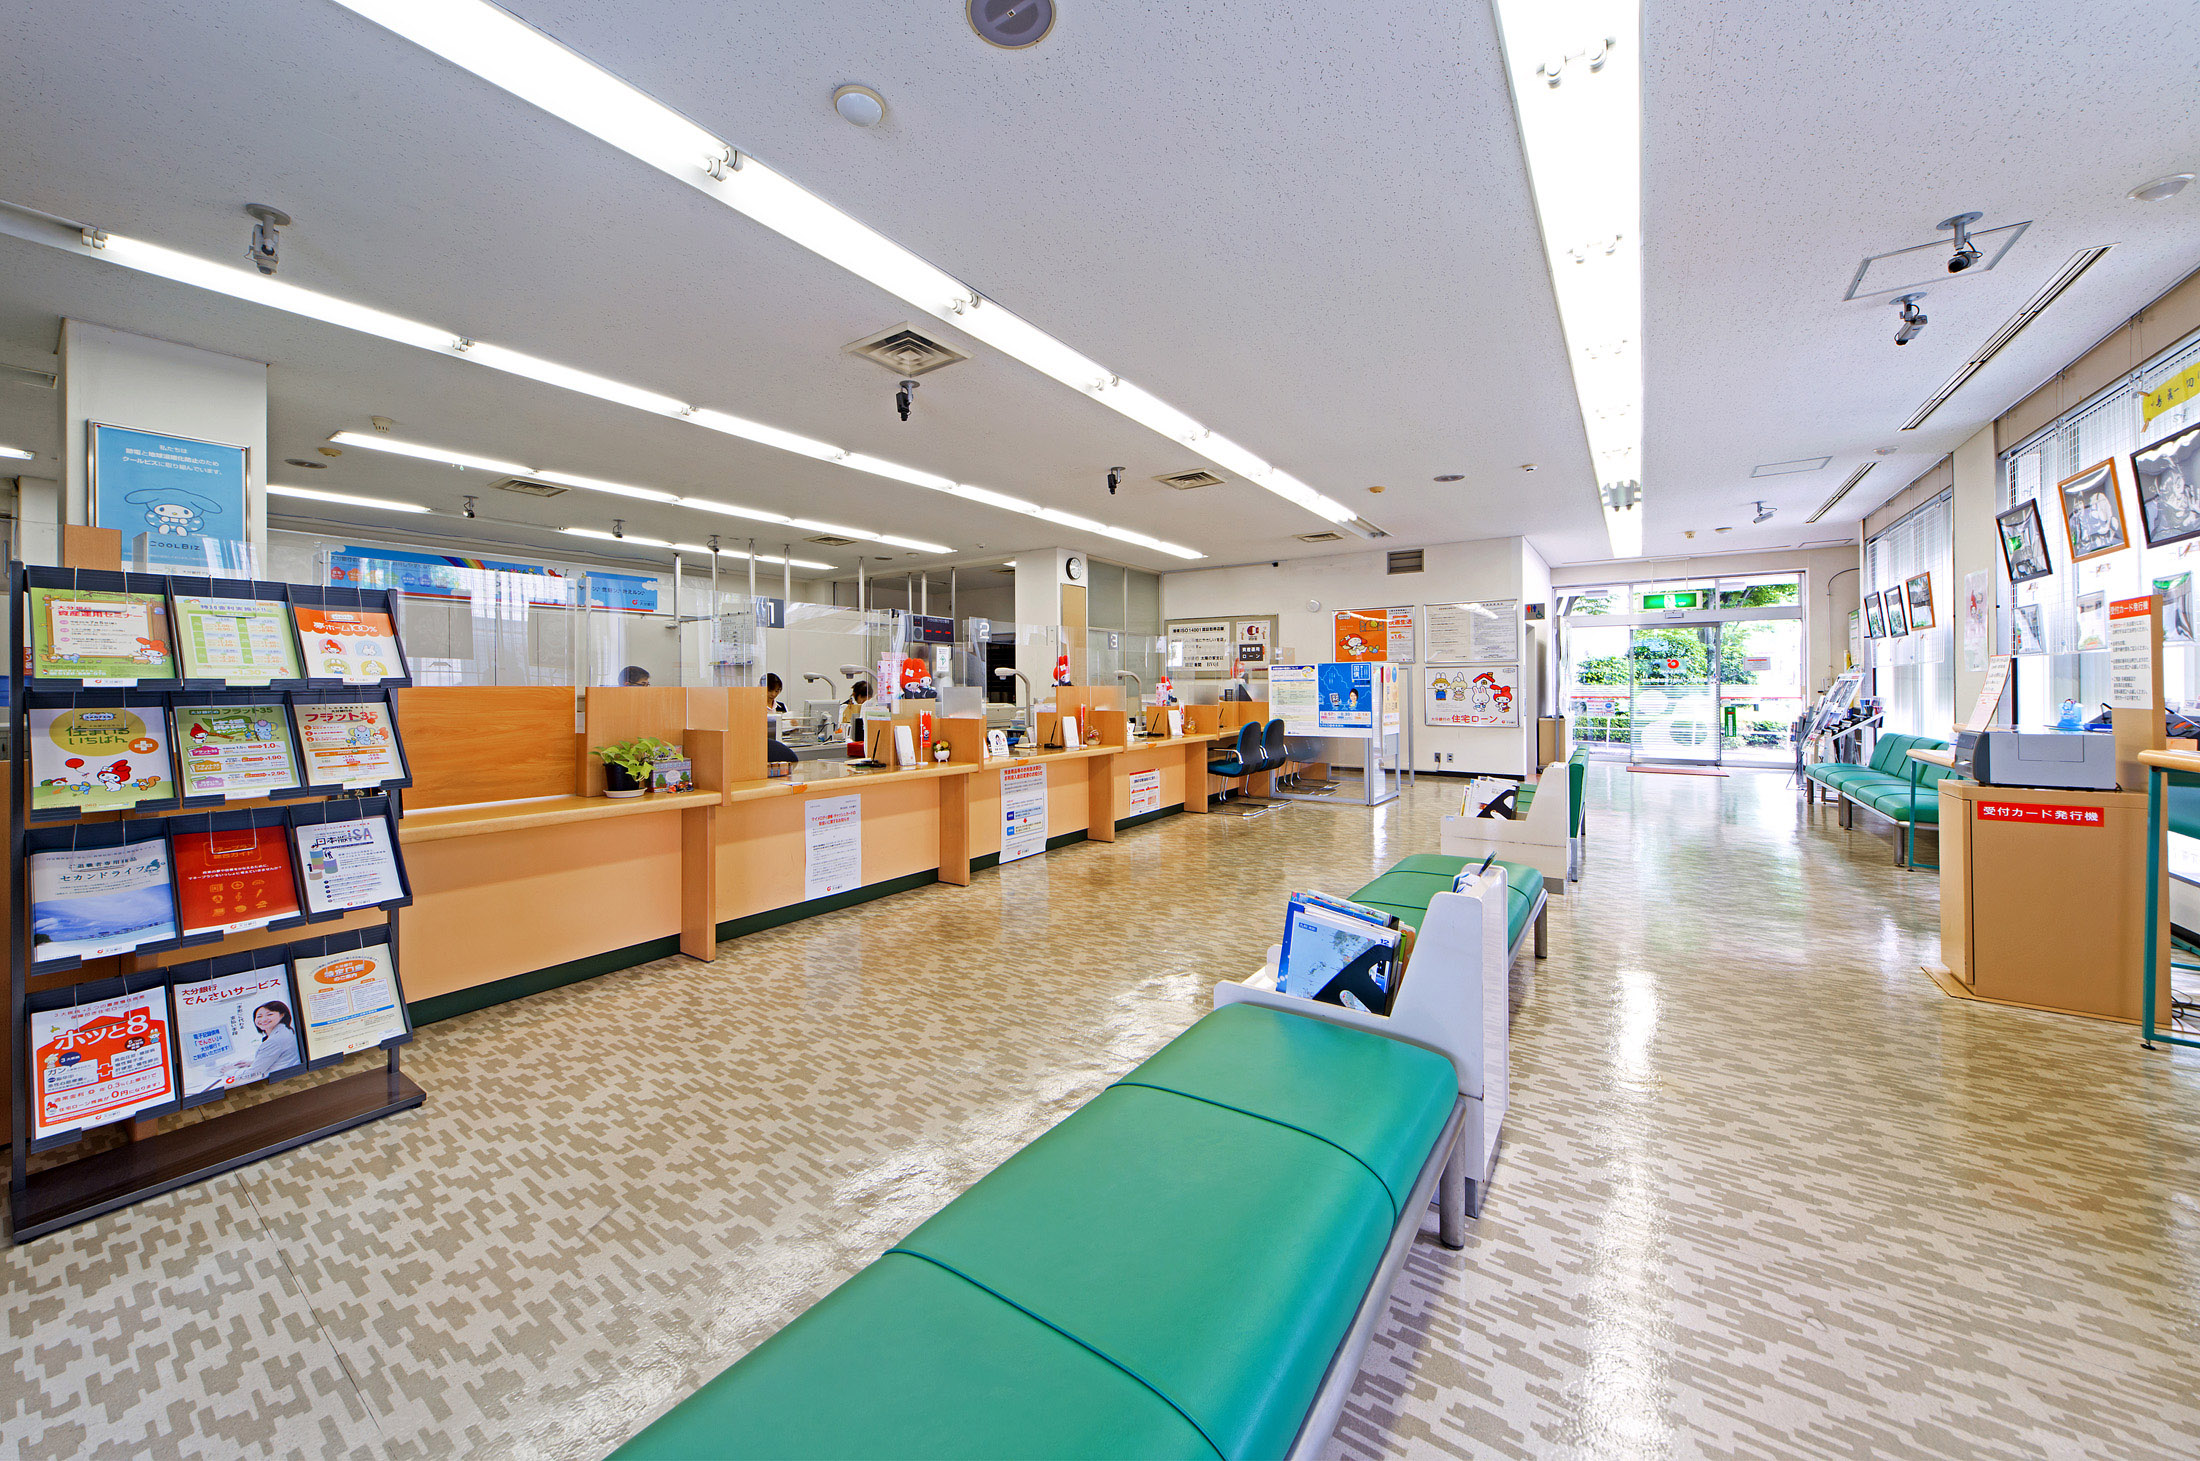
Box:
(1001, 764, 1048, 864)
(1128, 768, 1161, 816)
(1964, 656, 2013, 732)
(2108, 596, 2157, 710)
(804, 795, 862, 899)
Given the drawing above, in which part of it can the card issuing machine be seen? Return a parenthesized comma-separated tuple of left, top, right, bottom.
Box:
(1954, 729, 2117, 790)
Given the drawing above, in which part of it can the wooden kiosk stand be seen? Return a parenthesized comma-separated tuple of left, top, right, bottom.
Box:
(1925, 602, 2171, 1025)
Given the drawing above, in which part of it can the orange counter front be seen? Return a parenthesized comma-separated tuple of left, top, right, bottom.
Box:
(383, 688, 1231, 1022)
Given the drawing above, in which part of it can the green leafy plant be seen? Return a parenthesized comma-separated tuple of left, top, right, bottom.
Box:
(593, 736, 680, 780)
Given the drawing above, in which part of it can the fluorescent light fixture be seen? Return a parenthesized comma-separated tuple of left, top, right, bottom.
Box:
(268, 483, 430, 513)
(328, 430, 529, 475)
(561, 526, 669, 548)
(528, 468, 681, 504)
(1492, 0, 1643, 558)
(670, 541, 833, 571)
(0, 201, 1203, 560)
(0, 443, 32, 460)
(326, 0, 1338, 535)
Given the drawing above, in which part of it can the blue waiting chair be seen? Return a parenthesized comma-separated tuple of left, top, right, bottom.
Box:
(1208, 721, 1262, 804)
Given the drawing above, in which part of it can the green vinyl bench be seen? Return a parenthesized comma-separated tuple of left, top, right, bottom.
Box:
(1803, 730, 1955, 868)
(611, 1001, 1469, 1460)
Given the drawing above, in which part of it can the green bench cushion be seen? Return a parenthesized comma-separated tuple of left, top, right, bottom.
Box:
(1512, 784, 1537, 813)
(894, 1082, 1396, 1461)
(1354, 856, 1541, 949)
(1856, 784, 1939, 823)
(1117, 1002, 1455, 1220)
(613, 1250, 1218, 1460)
(614, 1004, 1458, 1461)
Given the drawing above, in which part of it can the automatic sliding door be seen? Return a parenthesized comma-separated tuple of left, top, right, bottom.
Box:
(1628, 624, 1720, 764)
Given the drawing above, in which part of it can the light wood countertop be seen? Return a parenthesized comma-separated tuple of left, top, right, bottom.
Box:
(399, 788, 723, 843)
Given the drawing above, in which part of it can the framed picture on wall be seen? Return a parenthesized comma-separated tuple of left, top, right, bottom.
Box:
(1995, 499, 2054, 584)
(1904, 573, 1936, 631)
(1862, 592, 1886, 638)
(1884, 588, 1909, 635)
(2131, 420, 2200, 549)
(2011, 604, 2046, 655)
(2056, 458, 2130, 562)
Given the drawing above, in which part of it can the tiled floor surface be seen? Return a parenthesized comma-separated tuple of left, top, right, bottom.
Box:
(6, 764, 2200, 1459)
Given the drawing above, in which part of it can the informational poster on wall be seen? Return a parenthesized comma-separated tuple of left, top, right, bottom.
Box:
(1317, 662, 1377, 730)
(1423, 600, 1519, 664)
(1423, 665, 1520, 727)
(1269, 664, 1320, 735)
(1001, 764, 1049, 864)
(1128, 768, 1162, 816)
(1234, 618, 1273, 666)
(1166, 620, 1232, 673)
(89, 423, 250, 574)
(804, 794, 862, 898)
(1333, 610, 1388, 662)
(1961, 570, 1991, 672)
(30, 986, 176, 1140)
(1380, 609, 1415, 665)
(2108, 596, 2158, 710)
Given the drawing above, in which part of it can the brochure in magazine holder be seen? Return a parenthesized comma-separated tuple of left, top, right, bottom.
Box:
(290, 688, 413, 796)
(169, 578, 309, 692)
(1216, 868, 1512, 1215)
(7, 559, 424, 1243)
(288, 584, 414, 689)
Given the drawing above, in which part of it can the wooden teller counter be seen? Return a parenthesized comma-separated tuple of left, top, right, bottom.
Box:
(384, 687, 1281, 1020)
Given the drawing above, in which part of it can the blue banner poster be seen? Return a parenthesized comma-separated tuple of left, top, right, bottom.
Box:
(90, 424, 249, 572)
(329, 546, 659, 612)
(1316, 662, 1376, 730)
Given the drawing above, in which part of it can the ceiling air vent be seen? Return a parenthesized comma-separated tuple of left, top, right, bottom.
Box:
(1844, 220, 2030, 300)
(1155, 468, 1225, 490)
(1296, 531, 1344, 543)
(1750, 456, 1830, 477)
(843, 323, 970, 377)
(487, 475, 568, 498)
(282, 458, 328, 470)
(1387, 549, 1424, 575)
(807, 534, 858, 546)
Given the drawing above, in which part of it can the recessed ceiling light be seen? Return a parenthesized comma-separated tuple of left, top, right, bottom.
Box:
(1369, 485, 1386, 494)
(1434, 474, 1465, 483)
(268, 483, 429, 513)
(317, 446, 342, 458)
(833, 85, 885, 127)
(2130, 174, 2194, 203)
(1714, 525, 1733, 532)
(282, 457, 329, 469)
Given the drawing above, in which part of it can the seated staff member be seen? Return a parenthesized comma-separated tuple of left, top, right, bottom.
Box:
(761, 672, 797, 770)
(841, 681, 873, 757)
(620, 665, 651, 686)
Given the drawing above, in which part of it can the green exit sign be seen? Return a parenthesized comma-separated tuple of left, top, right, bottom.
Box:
(1640, 590, 1705, 610)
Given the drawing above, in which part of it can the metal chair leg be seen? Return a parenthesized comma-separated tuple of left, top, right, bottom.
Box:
(1534, 905, 1548, 959)
(1439, 1128, 1468, 1244)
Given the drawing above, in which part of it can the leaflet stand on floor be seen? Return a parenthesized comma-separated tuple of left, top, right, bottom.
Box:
(8, 543, 424, 1242)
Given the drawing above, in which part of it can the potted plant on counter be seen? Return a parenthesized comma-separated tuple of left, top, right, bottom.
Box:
(594, 736, 680, 798)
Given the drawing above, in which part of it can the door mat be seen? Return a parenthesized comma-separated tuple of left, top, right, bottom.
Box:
(1626, 765, 1729, 777)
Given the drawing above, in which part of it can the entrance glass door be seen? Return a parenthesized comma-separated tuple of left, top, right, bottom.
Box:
(1628, 624, 1721, 763)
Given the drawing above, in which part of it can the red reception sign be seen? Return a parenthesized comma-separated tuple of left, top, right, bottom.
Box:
(1975, 801, 2103, 826)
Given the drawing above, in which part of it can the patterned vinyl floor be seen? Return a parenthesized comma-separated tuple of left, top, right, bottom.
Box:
(6, 763, 2200, 1459)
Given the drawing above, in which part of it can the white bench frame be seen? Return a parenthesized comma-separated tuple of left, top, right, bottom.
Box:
(1436, 760, 1573, 893)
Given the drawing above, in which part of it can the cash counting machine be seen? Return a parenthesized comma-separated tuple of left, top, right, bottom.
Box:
(1953, 728, 2118, 790)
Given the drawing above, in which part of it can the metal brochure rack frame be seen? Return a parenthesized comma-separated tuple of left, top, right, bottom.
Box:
(8, 563, 424, 1242)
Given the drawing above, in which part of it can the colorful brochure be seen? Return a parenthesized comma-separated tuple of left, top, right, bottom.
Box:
(173, 825, 301, 936)
(294, 816, 404, 914)
(28, 704, 174, 815)
(172, 595, 302, 682)
(29, 841, 178, 964)
(29, 587, 175, 682)
(296, 942, 407, 1060)
(173, 703, 301, 798)
(1277, 895, 1401, 1012)
(294, 700, 403, 786)
(172, 962, 302, 1098)
(31, 988, 176, 1140)
(293, 606, 403, 681)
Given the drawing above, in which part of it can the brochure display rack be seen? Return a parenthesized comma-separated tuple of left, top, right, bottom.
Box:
(9, 563, 422, 1242)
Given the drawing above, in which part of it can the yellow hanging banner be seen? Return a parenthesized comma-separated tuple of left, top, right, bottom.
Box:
(2143, 361, 2200, 424)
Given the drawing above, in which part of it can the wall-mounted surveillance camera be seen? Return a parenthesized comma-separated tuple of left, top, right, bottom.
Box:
(1106, 467, 1124, 496)
(1893, 293, 1928, 346)
(1939, 211, 1982, 274)
(1752, 500, 1774, 524)
(895, 379, 918, 421)
(612, 518, 625, 539)
(462, 495, 477, 519)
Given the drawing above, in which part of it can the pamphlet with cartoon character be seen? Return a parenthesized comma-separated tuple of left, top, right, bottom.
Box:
(294, 700, 403, 786)
(171, 703, 302, 797)
(292, 606, 404, 682)
(28, 587, 175, 683)
(28, 704, 174, 815)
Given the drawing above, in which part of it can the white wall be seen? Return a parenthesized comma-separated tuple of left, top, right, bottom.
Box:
(1949, 425, 1999, 719)
(1162, 536, 1536, 777)
(58, 320, 268, 565)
